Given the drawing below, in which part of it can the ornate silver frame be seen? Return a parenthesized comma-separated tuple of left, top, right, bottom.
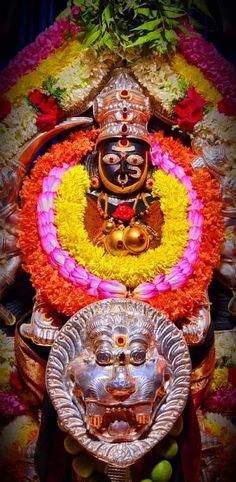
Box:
(46, 299, 191, 466)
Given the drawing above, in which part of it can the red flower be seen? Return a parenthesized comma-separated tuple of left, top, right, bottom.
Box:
(29, 89, 45, 107)
(36, 112, 58, 131)
(228, 366, 236, 386)
(0, 96, 11, 121)
(38, 95, 57, 113)
(113, 203, 135, 221)
(218, 98, 236, 116)
(55, 104, 66, 122)
(174, 87, 205, 132)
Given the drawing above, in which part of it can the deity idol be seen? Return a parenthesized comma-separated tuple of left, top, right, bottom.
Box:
(0, 69, 229, 481)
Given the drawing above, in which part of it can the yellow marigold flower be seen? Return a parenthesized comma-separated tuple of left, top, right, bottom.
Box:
(55, 165, 190, 287)
(208, 367, 230, 391)
(171, 53, 222, 105)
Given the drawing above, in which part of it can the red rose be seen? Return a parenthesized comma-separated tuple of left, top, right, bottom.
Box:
(55, 104, 66, 122)
(36, 112, 57, 131)
(29, 89, 45, 106)
(38, 96, 65, 123)
(218, 98, 236, 116)
(174, 87, 205, 132)
(0, 96, 11, 121)
(113, 203, 135, 221)
(38, 95, 57, 113)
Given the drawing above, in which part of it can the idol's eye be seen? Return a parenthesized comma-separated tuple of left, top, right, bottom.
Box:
(130, 348, 146, 365)
(96, 349, 113, 366)
(102, 154, 120, 165)
(126, 155, 144, 166)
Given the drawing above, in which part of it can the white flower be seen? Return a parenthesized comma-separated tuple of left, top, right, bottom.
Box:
(131, 53, 186, 112)
(215, 330, 236, 364)
(0, 101, 37, 163)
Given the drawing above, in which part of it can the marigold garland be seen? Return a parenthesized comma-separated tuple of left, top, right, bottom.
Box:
(171, 53, 222, 106)
(147, 132, 224, 319)
(5, 40, 83, 105)
(18, 129, 224, 318)
(54, 165, 189, 287)
(18, 129, 100, 315)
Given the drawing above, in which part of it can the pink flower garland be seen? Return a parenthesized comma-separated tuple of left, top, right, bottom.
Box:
(133, 140, 203, 299)
(178, 23, 236, 105)
(0, 17, 70, 95)
(204, 387, 236, 413)
(37, 140, 203, 299)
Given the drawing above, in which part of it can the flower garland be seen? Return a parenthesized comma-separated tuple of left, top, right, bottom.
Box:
(0, 48, 115, 163)
(202, 330, 236, 414)
(51, 165, 190, 288)
(0, 415, 39, 462)
(0, 100, 37, 163)
(5, 39, 84, 105)
(131, 50, 227, 133)
(193, 110, 236, 174)
(0, 16, 70, 96)
(178, 23, 236, 106)
(131, 54, 187, 114)
(171, 53, 222, 105)
(146, 132, 224, 319)
(18, 129, 223, 318)
(18, 129, 100, 315)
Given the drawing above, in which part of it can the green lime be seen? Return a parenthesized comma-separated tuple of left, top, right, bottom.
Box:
(139, 479, 152, 482)
(156, 436, 178, 459)
(151, 460, 172, 482)
(64, 435, 83, 455)
(169, 416, 184, 437)
(72, 453, 95, 478)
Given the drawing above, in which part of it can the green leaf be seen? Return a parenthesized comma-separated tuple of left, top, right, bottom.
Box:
(127, 30, 162, 47)
(135, 7, 152, 17)
(132, 18, 162, 31)
(82, 26, 101, 48)
(102, 32, 114, 49)
(163, 9, 185, 19)
(164, 29, 178, 43)
(102, 5, 112, 26)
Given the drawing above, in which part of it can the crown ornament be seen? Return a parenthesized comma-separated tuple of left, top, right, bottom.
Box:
(94, 69, 152, 146)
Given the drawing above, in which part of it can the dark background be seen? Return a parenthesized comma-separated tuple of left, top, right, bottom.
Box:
(0, 0, 236, 70)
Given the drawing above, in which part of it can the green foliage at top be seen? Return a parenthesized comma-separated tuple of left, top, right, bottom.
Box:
(71, 0, 212, 57)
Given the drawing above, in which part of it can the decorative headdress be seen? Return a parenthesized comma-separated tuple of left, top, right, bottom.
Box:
(93, 69, 152, 146)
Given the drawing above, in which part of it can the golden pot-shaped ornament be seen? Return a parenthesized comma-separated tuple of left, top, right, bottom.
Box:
(105, 227, 128, 256)
(102, 218, 115, 234)
(123, 224, 149, 254)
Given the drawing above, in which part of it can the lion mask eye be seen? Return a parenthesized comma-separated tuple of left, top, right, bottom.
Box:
(130, 348, 146, 365)
(96, 349, 113, 366)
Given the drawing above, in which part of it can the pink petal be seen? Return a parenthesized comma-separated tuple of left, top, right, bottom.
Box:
(97, 280, 127, 298)
(133, 282, 158, 299)
(155, 281, 171, 293)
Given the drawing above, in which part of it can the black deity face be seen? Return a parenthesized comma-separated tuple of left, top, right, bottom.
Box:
(98, 138, 149, 195)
